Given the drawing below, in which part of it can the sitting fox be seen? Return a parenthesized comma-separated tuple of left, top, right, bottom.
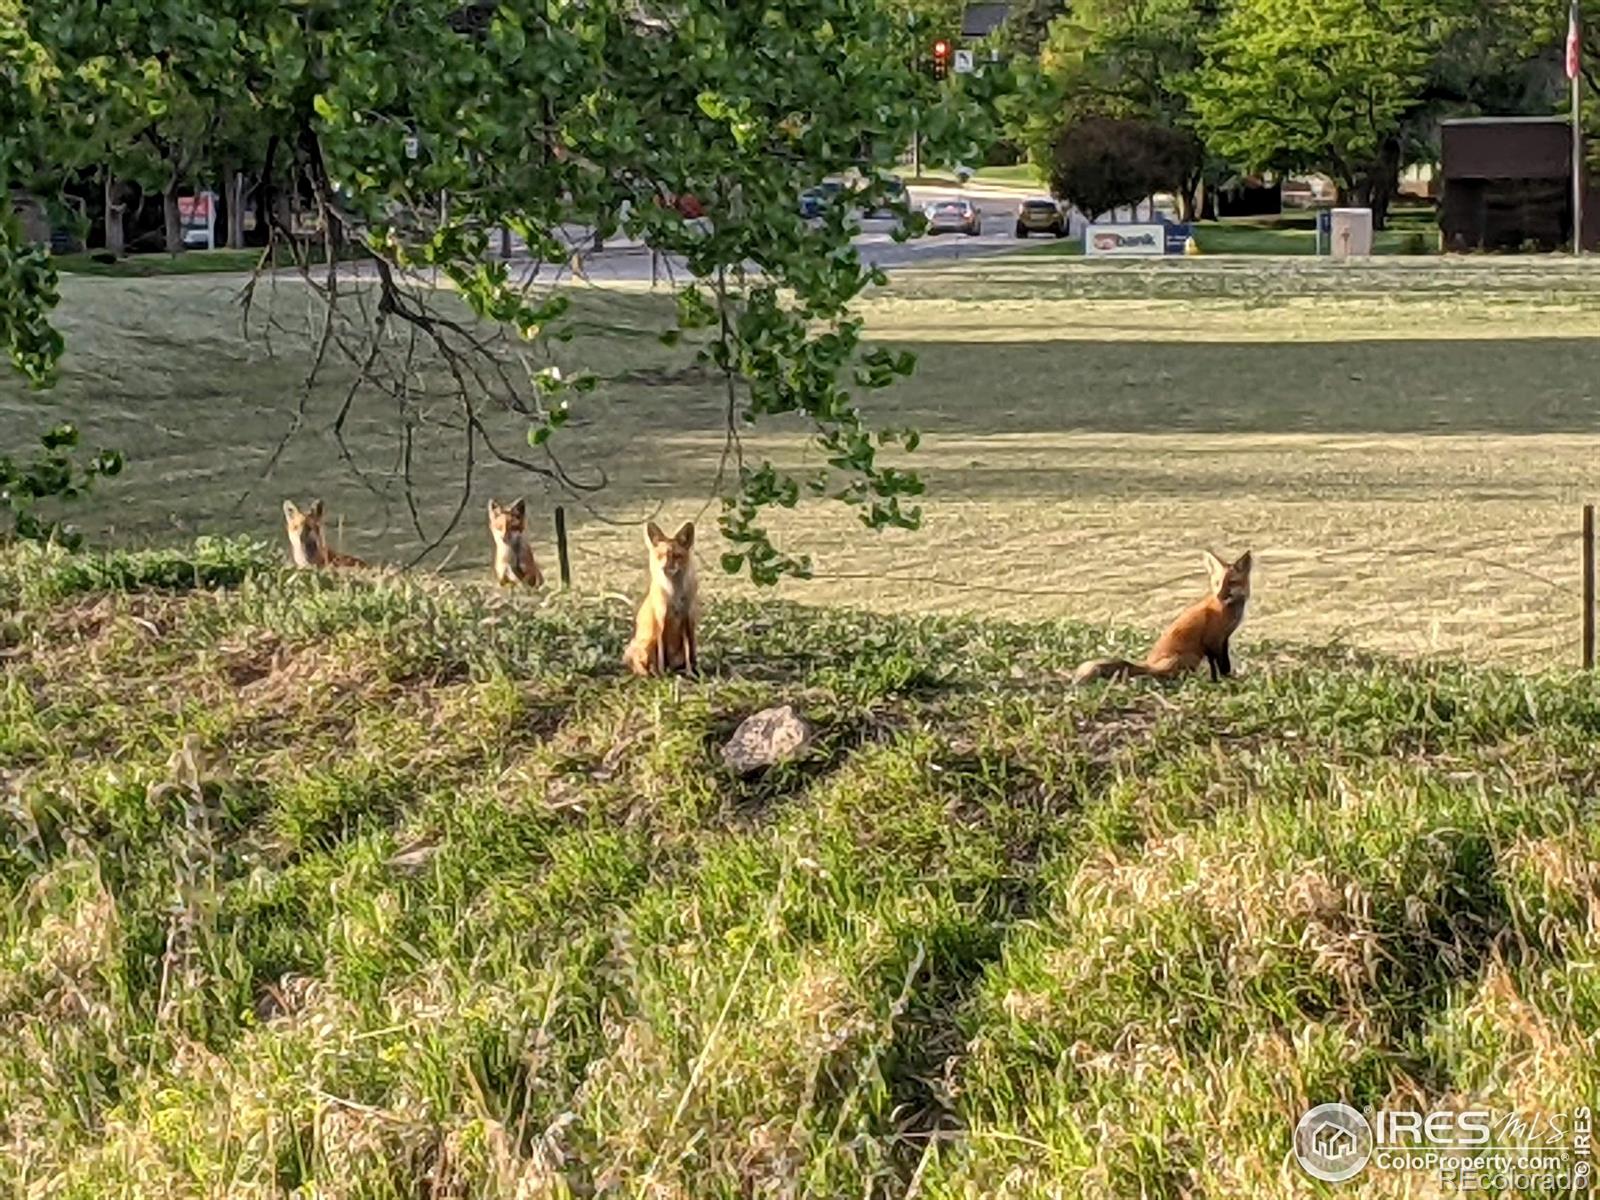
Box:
(1073, 550, 1252, 684)
(282, 499, 366, 569)
(623, 520, 699, 676)
(487, 498, 544, 588)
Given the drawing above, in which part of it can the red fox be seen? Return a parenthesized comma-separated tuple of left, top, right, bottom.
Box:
(622, 520, 699, 676)
(487, 497, 544, 588)
(282, 500, 366, 569)
(1073, 550, 1252, 684)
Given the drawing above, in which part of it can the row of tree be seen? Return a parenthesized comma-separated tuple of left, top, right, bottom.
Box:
(1002, 0, 1594, 228)
(2, 0, 988, 573)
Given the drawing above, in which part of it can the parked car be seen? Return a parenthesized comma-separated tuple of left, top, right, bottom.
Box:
(799, 179, 846, 219)
(924, 198, 982, 236)
(864, 175, 906, 217)
(1014, 197, 1067, 238)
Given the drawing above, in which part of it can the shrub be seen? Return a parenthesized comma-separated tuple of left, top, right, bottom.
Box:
(1, 422, 123, 548)
(1048, 116, 1200, 220)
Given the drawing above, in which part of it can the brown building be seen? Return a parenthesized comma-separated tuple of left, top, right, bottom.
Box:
(1440, 116, 1600, 252)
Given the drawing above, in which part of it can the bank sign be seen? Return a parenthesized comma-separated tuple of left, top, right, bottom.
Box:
(1085, 222, 1183, 257)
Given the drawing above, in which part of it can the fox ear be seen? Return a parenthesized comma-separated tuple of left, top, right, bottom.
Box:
(1233, 550, 1253, 574)
(509, 497, 526, 519)
(309, 499, 325, 520)
(1203, 549, 1227, 589)
(487, 498, 501, 518)
(645, 520, 666, 546)
(673, 521, 694, 549)
(282, 500, 300, 522)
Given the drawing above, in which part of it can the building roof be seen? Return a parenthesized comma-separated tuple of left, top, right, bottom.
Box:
(962, 2, 1010, 38)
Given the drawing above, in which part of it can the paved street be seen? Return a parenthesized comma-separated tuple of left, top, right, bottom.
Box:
(506, 186, 1050, 285)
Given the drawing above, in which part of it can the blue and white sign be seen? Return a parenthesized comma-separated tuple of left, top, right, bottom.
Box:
(1086, 221, 1189, 256)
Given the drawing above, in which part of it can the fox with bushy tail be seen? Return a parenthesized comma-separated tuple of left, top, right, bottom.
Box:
(623, 520, 699, 676)
(1073, 550, 1252, 685)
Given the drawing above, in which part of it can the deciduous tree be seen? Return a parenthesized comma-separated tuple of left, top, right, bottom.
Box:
(6, 0, 981, 578)
(1193, 0, 1434, 228)
(1012, 0, 1221, 219)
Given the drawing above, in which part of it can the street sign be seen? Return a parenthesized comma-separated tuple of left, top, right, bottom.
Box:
(954, 48, 975, 74)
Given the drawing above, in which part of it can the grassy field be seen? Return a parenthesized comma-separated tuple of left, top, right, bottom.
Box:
(7, 255, 1600, 668)
(2, 539, 1597, 1197)
(53, 246, 330, 277)
(906, 164, 1046, 191)
(1022, 206, 1444, 257)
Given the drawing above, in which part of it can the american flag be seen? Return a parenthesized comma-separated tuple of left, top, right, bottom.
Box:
(1568, 0, 1582, 81)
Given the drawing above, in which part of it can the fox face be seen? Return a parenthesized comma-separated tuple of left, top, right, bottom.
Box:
(645, 520, 695, 588)
(1204, 549, 1252, 606)
(488, 497, 527, 541)
(283, 499, 329, 568)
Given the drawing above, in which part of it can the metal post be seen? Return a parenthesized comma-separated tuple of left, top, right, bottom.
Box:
(1573, 0, 1585, 255)
(554, 505, 571, 589)
(1583, 503, 1595, 669)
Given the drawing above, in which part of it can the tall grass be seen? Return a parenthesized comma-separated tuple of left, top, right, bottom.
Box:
(1, 540, 1597, 1197)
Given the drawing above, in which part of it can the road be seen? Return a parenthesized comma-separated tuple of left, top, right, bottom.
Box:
(511, 187, 1049, 284)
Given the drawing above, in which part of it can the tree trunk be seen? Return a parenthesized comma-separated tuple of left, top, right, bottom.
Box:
(1199, 179, 1217, 222)
(1367, 138, 1402, 232)
(256, 134, 280, 245)
(1177, 173, 1201, 223)
(225, 168, 246, 248)
(104, 171, 125, 256)
(162, 177, 183, 253)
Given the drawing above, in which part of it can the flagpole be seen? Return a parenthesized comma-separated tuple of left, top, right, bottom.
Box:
(1574, 0, 1585, 256)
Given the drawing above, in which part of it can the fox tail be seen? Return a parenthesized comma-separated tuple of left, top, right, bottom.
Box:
(1071, 657, 1181, 685)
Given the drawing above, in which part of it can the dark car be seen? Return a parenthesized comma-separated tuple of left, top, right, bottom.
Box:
(1015, 197, 1067, 238)
(799, 180, 846, 219)
(864, 176, 907, 217)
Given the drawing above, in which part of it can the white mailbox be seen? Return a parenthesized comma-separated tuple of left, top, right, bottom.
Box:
(1330, 208, 1373, 258)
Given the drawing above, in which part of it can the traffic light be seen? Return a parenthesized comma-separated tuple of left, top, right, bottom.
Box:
(931, 38, 950, 80)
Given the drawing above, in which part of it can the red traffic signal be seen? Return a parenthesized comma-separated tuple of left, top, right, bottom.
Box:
(933, 39, 950, 57)
(931, 38, 950, 78)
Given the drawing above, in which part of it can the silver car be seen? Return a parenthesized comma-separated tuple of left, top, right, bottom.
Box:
(923, 198, 981, 236)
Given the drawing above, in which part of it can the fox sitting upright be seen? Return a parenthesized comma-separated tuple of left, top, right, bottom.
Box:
(623, 520, 699, 676)
(487, 497, 544, 588)
(282, 499, 366, 569)
(1073, 549, 1252, 684)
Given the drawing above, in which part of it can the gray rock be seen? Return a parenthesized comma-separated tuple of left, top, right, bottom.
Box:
(722, 705, 813, 775)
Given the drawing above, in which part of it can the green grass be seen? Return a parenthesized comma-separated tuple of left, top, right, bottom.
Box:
(2, 537, 1597, 1196)
(908, 164, 1045, 191)
(52, 244, 331, 277)
(1193, 219, 1440, 257)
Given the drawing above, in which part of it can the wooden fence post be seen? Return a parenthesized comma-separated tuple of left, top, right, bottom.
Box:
(555, 505, 571, 590)
(1584, 503, 1595, 670)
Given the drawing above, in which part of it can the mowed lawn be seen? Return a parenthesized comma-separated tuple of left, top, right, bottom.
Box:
(8, 255, 1600, 666)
